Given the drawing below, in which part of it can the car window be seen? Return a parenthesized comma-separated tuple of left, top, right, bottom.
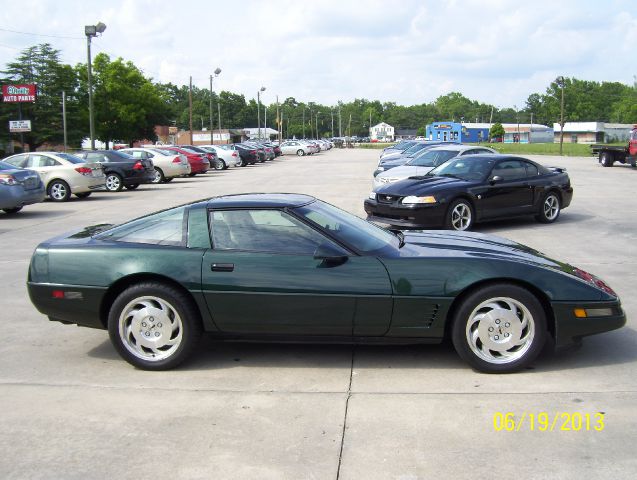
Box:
(84, 152, 108, 162)
(28, 155, 61, 168)
(210, 209, 336, 255)
(525, 162, 539, 177)
(492, 160, 527, 181)
(97, 206, 187, 246)
(4, 154, 28, 168)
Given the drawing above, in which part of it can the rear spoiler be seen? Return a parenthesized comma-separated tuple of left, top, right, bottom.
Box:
(547, 166, 566, 173)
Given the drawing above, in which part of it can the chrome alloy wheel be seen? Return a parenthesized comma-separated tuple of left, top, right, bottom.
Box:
(118, 296, 183, 362)
(50, 182, 68, 200)
(105, 174, 122, 191)
(451, 203, 472, 230)
(543, 194, 559, 221)
(465, 297, 535, 364)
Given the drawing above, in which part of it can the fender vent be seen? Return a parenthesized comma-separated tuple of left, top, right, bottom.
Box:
(423, 304, 440, 328)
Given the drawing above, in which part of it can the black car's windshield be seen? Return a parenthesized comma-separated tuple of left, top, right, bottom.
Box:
(294, 200, 399, 255)
(407, 149, 459, 167)
(428, 156, 496, 181)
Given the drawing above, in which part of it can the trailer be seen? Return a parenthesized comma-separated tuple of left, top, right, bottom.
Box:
(591, 125, 637, 167)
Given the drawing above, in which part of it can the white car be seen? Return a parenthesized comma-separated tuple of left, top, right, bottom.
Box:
(373, 145, 497, 190)
(2, 152, 105, 201)
(279, 141, 313, 156)
(198, 145, 240, 169)
(120, 148, 191, 183)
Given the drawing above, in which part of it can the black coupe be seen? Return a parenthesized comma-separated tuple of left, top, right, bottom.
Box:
(365, 155, 573, 231)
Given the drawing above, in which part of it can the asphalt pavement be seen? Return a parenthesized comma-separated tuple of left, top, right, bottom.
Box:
(1, 148, 635, 479)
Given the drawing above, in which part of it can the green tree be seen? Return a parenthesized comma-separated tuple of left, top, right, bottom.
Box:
(489, 122, 505, 140)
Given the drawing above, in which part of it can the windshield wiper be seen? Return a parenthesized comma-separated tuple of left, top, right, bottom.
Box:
(389, 229, 405, 248)
(439, 173, 461, 179)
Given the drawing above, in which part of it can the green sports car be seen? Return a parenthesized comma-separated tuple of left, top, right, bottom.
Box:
(27, 193, 625, 373)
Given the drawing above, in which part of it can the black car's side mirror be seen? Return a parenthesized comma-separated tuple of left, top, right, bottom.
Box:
(314, 243, 348, 267)
(490, 175, 503, 184)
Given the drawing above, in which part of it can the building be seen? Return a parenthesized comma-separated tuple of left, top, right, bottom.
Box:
(394, 128, 418, 140)
(551, 122, 634, 144)
(426, 122, 553, 143)
(370, 122, 394, 141)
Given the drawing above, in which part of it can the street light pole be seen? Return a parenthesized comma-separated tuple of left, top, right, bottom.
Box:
(84, 22, 106, 150)
(557, 76, 565, 156)
(209, 67, 221, 144)
(257, 86, 266, 140)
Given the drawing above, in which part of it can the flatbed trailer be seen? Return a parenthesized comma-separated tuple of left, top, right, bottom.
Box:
(591, 125, 637, 167)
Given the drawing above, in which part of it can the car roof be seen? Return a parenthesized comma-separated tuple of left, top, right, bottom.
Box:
(205, 193, 316, 209)
(426, 144, 492, 152)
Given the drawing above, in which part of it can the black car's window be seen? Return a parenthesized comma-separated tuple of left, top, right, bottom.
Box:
(85, 152, 108, 162)
(97, 206, 187, 246)
(525, 162, 539, 177)
(4, 154, 29, 168)
(28, 155, 61, 167)
(210, 209, 339, 255)
(492, 160, 527, 181)
(429, 157, 495, 181)
(126, 150, 147, 159)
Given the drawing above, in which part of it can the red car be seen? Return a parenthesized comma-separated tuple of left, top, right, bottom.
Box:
(157, 146, 210, 176)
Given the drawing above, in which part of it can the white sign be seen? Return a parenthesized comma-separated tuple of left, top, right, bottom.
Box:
(193, 133, 230, 142)
(9, 120, 31, 133)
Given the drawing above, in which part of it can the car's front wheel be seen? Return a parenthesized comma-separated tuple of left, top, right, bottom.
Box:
(451, 284, 547, 373)
(297, 149, 305, 156)
(536, 191, 560, 223)
(105, 173, 124, 192)
(445, 199, 474, 231)
(108, 282, 202, 370)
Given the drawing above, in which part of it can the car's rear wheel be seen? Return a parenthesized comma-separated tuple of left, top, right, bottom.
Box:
(75, 192, 92, 199)
(235, 157, 243, 167)
(151, 168, 165, 184)
(163, 177, 174, 183)
(297, 149, 305, 156)
(600, 152, 614, 167)
(3, 207, 22, 214)
(536, 191, 560, 223)
(105, 173, 124, 192)
(445, 199, 474, 231)
(213, 160, 225, 170)
(108, 282, 202, 370)
(451, 284, 547, 373)
(48, 180, 71, 202)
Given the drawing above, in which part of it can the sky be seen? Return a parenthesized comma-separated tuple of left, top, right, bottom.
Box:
(1, 0, 635, 108)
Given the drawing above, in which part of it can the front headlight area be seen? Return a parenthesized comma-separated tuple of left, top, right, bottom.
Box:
(573, 307, 615, 318)
(401, 195, 437, 205)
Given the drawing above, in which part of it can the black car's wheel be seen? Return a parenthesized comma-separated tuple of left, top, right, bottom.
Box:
(445, 199, 474, 231)
(297, 149, 305, 156)
(75, 192, 92, 199)
(125, 184, 139, 190)
(235, 157, 243, 167)
(536, 191, 560, 223)
(600, 152, 614, 167)
(451, 283, 547, 373)
(108, 282, 202, 370)
(3, 207, 22, 214)
(48, 180, 72, 202)
(151, 168, 165, 184)
(105, 173, 124, 192)
(213, 160, 225, 170)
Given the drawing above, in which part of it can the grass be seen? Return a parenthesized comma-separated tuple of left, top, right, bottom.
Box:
(473, 142, 595, 157)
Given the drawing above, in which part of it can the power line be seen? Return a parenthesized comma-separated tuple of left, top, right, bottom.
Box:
(0, 27, 83, 40)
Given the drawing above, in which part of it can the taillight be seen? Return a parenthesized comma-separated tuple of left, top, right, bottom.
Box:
(232, 152, 238, 157)
(172, 157, 181, 163)
(133, 161, 144, 171)
(0, 173, 18, 185)
(75, 167, 92, 176)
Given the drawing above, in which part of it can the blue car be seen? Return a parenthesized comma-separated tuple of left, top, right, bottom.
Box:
(0, 160, 46, 214)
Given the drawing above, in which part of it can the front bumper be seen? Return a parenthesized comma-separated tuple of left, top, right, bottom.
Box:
(551, 300, 626, 348)
(364, 198, 447, 228)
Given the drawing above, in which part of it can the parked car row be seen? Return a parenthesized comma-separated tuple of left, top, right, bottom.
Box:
(1, 140, 334, 214)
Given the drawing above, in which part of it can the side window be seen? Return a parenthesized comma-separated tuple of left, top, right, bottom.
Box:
(127, 151, 144, 159)
(524, 162, 539, 177)
(29, 155, 60, 167)
(4, 154, 28, 167)
(85, 152, 107, 162)
(98, 206, 187, 246)
(492, 160, 527, 181)
(210, 209, 336, 255)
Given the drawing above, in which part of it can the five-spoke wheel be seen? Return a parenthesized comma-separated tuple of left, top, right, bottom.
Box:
(445, 199, 474, 231)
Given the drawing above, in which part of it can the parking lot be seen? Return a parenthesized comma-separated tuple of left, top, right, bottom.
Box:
(1, 148, 636, 479)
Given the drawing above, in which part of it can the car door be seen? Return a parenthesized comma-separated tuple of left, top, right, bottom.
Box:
(26, 154, 62, 185)
(201, 208, 392, 336)
(479, 159, 534, 218)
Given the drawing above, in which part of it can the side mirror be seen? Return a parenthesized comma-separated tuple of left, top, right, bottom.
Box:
(490, 175, 503, 184)
(313, 243, 348, 267)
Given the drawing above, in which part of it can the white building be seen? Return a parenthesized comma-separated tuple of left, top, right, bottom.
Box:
(552, 122, 634, 144)
(370, 122, 394, 141)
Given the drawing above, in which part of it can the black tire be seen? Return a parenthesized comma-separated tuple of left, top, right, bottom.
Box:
(535, 191, 561, 223)
(151, 168, 165, 184)
(75, 192, 92, 199)
(163, 177, 174, 183)
(188, 172, 197, 177)
(445, 198, 474, 231)
(125, 184, 139, 190)
(3, 207, 22, 214)
(297, 149, 305, 156)
(213, 160, 225, 171)
(105, 173, 124, 192)
(235, 157, 243, 167)
(107, 282, 203, 370)
(451, 283, 547, 373)
(47, 179, 72, 202)
(600, 152, 614, 167)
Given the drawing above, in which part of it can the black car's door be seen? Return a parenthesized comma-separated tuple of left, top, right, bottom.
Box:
(201, 208, 393, 336)
(478, 159, 534, 218)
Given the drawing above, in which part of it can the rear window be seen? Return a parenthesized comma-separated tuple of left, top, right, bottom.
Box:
(56, 153, 85, 164)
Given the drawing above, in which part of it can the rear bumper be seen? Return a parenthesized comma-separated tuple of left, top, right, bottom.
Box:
(0, 185, 46, 209)
(124, 170, 155, 185)
(551, 300, 626, 348)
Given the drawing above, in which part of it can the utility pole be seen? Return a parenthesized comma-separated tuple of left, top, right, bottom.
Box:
(302, 107, 306, 138)
(257, 86, 266, 140)
(218, 102, 222, 144)
(276, 95, 281, 144)
(331, 109, 334, 138)
(338, 104, 342, 137)
(62, 91, 67, 152)
(315, 113, 319, 140)
(85, 22, 106, 150)
(557, 76, 565, 156)
(188, 76, 193, 144)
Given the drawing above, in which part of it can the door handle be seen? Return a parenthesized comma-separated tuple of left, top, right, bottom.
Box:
(211, 263, 234, 272)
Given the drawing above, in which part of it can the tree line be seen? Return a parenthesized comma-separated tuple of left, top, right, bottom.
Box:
(1, 43, 636, 151)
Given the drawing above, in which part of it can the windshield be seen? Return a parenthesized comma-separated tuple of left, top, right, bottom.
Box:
(401, 142, 426, 155)
(147, 148, 170, 156)
(294, 200, 398, 255)
(407, 149, 459, 167)
(428, 156, 495, 181)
